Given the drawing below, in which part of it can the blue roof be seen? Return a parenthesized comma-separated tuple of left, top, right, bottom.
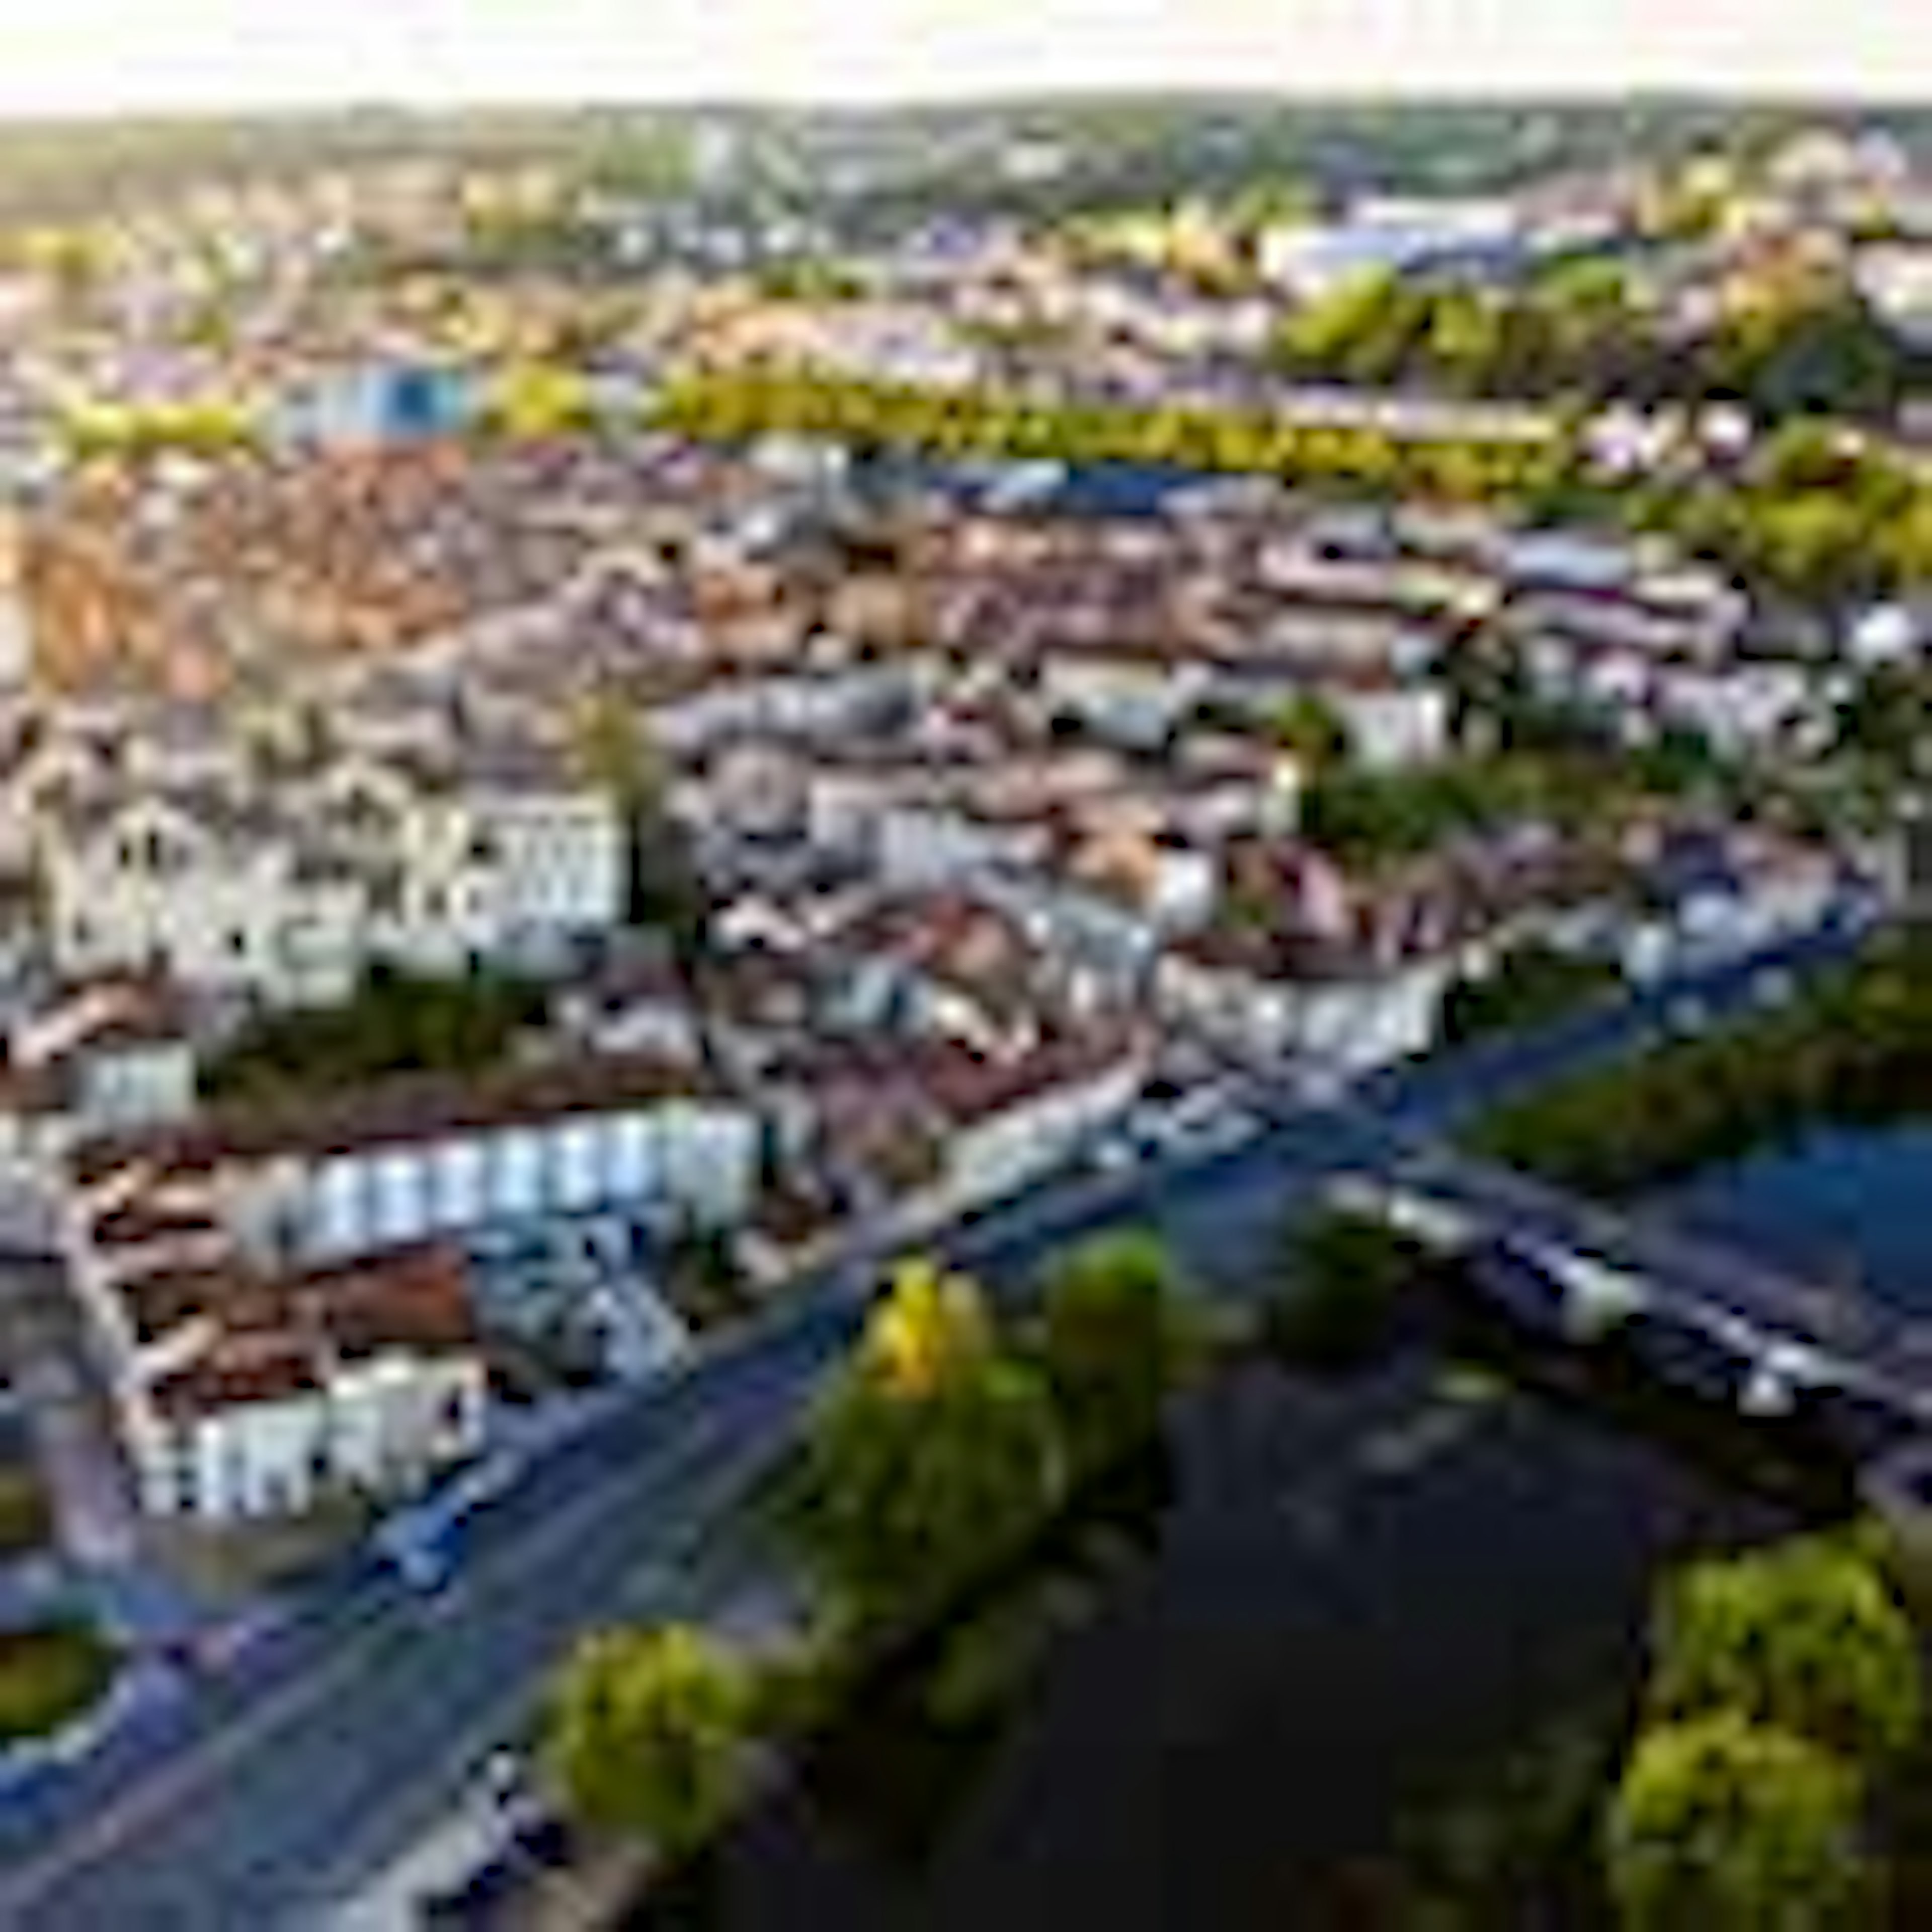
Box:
(1031, 460, 1209, 520)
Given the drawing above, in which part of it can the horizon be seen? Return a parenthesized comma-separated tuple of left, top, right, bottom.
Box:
(0, 2, 1927, 120)
(2, 84, 1932, 129)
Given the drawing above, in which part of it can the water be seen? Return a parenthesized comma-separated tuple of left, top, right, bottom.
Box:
(1661, 1124, 1932, 1308)
(648, 1353, 1799, 1931)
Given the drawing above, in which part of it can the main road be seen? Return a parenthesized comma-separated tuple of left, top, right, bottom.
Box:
(0, 901, 1885, 1930)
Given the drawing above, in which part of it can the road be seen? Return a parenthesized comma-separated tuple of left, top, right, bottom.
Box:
(0, 900, 1886, 1929)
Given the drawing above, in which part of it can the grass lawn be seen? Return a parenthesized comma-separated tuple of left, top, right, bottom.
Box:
(0, 1464, 53, 1560)
(0, 1621, 117, 1744)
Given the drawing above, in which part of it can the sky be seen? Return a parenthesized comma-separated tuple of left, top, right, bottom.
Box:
(0, 1, 1925, 116)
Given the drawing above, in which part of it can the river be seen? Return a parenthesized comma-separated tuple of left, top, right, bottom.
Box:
(1662, 1123, 1932, 1309)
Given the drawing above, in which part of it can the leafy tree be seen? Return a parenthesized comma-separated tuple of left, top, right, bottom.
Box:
(793, 1258, 1068, 1632)
(545, 1625, 756, 1853)
(1604, 1714, 1872, 1931)
(1270, 692, 1350, 775)
(1264, 1206, 1421, 1373)
(0, 1621, 115, 1743)
(485, 360, 597, 439)
(1442, 944, 1619, 1046)
(1836, 666, 1931, 774)
(571, 690, 722, 1056)
(1746, 492, 1876, 608)
(571, 691, 668, 823)
(1469, 932, 1932, 1195)
(1649, 1537, 1924, 1769)
(1874, 497, 1932, 590)
(1273, 270, 1419, 382)
(202, 963, 544, 1103)
(571, 692, 694, 945)
(1036, 1231, 1199, 1470)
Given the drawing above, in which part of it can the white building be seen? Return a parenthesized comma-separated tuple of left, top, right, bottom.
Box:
(68, 1055, 761, 1294)
(39, 747, 627, 1003)
(1328, 683, 1453, 772)
(917, 1036, 1145, 1213)
(120, 1245, 490, 1522)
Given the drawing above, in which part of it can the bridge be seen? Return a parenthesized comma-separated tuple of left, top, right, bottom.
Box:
(1332, 1142, 1932, 1444)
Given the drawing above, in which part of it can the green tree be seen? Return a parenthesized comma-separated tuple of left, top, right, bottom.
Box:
(571, 688, 724, 1057)
(571, 690, 667, 822)
(1836, 666, 1930, 774)
(1275, 271, 1427, 386)
(1270, 692, 1350, 775)
(1264, 1206, 1420, 1373)
(1649, 1536, 1924, 1769)
(793, 1258, 1068, 1632)
(1036, 1231, 1198, 1471)
(1604, 1714, 1872, 1931)
(571, 690, 682, 933)
(545, 1625, 756, 1853)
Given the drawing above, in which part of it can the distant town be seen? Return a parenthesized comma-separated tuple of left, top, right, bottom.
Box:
(0, 97, 1928, 1929)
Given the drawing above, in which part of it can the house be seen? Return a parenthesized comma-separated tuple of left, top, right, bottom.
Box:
(1039, 656, 1208, 749)
(1846, 603, 1927, 669)
(922, 1033, 1145, 1209)
(120, 1244, 489, 1523)
(1066, 825, 1219, 935)
(1327, 682, 1453, 772)
(8, 975, 197, 1136)
(1157, 928, 1303, 1055)
(1157, 920, 1453, 1071)
(1852, 244, 1932, 347)
(65, 1053, 763, 1292)
(39, 742, 627, 1001)
(0, 512, 33, 689)
(43, 790, 353, 1003)
(1655, 665, 1815, 757)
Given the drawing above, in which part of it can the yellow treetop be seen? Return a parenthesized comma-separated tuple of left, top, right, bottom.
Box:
(864, 1256, 993, 1399)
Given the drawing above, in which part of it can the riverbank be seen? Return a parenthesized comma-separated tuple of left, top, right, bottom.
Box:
(1467, 925, 1932, 1198)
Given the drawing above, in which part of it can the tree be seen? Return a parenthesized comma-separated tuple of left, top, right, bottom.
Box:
(545, 1625, 756, 1854)
(792, 1258, 1068, 1631)
(1648, 1537, 1924, 1770)
(1270, 692, 1350, 775)
(1274, 270, 1426, 386)
(571, 689, 724, 1050)
(1837, 666, 1931, 774)
(1604, 1714, 1871, 1931)
(486, 360, 596, 440)
(1036, 1232, 1198, 1470)
(201, 963, 544, 1104)
(571, 691, 668, 824)
(1264, 1207, 1420, 1373)
(571, 692, 686, 937)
